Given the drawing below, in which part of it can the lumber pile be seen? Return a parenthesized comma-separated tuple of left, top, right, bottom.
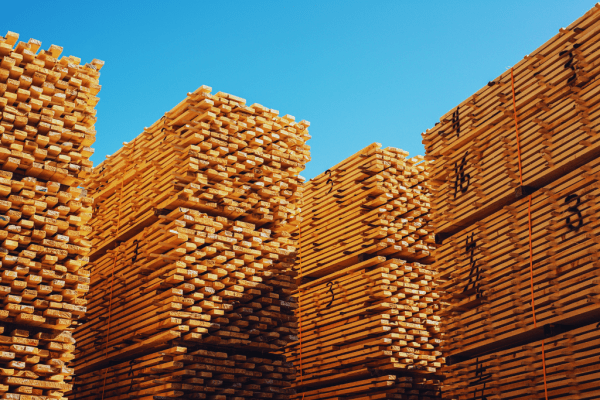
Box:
(0, 31, 103, 398)
(439, 157, 600, 360)
(443, 322, 600, 399)
(423, 4, 600, 236)
(74, 345, 296, 400)
(422, 5, 600, 399)
(297, 375, 442, 400)
(72, 86, 310, 399)
(286, 144, 443, 399)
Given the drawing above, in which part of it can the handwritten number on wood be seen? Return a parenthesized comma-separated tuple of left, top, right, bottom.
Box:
(441, 106, 461, 138)
(463, 233, 482, 298)
(471, 358, 491, 400)
(132, 240, 141, 264)
(454, 151, 470, 199)
(564, 193, 583, 232)
(560, 43, 583, 86)
(452, 106, 461, 136)
(326, 281, 336, 308)
(325, 169, 334, 194)
(315, 170, 334, 200)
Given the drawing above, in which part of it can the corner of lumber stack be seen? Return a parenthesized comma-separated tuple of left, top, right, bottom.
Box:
(0, 31, 104, 398)
(286, 143, 443, 399)
(73, 86, 311, 399)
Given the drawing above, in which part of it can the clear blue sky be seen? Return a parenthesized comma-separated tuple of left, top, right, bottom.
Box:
(3, 1, 596, 179)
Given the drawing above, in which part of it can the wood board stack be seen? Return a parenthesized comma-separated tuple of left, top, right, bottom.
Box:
(0, 31, 103, 399)
(74, 345, 296, 400)
(72, 86, 310, 399)
(443, 322, 600, 399)
(286, 144, 443, 399)
(423, 3, 600, 236)
(420, 5, 600, 399)
(439, 157, 600, 359)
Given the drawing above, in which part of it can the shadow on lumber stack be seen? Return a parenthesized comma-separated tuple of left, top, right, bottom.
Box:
(422, 4, 600, 399)
(72, 86, 310, 399)
(0, 31, 103, 398)
(286, 144, 443, 399)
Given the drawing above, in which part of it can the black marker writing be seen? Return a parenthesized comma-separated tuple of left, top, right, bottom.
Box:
(454, 151, 470, 199)
(564, 193, 583, 232)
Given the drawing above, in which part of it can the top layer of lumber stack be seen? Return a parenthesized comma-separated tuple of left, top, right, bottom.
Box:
(286, 144, 442, 399)
(73, 86, 311, 399)
(0, 31, 103, 399)
(0, 31, 103, 187)
(296, 143, 435, 278)
(423, 4, 600, 237)
(85, 85, 310, 260)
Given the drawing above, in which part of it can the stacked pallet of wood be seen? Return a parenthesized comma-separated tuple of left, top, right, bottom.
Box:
(85, 86, 308, 258)
(286, 144, 442, 399)
(439, 157, 600, 361)
(74, 345, 296, 400)
(421, 5, 600, 399)
(0, 31, 103, 398)
(75, 207, 299, 368)
(443, 322, 600, 399)
(423, 4, 600, 236)
(297, 375, 442, 400)
(72, 87, 310, 398)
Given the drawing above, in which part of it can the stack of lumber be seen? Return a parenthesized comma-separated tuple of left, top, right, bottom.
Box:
(439, 157, 600, 361)
(286, 144, 442, 399)
(297, 143, 435, 278)
(443, 322, 600, 399)
(85, 85, 308, 258)
(72, 86, 310, 398)
(0, 32, 102, 186)
(75, 207, 299, 368)
(423, 4, 600, 236)
(421, 5, 600, 399)
(297, 375, 442, 400)
(0, 31, 103, 398)
(73, 345, 296, 400)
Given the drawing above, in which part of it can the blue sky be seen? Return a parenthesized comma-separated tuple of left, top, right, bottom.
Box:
(3, 1, 597, 179)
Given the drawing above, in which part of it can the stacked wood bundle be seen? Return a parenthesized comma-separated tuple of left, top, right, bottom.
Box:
(74, 207, 299, 371)
(74, 345, 296, 400)
(297, 143, 435, 278)
(297, 375, 442, 400)
(439, 156, 600, 362)
(443, 322, 600, 399)
(422, 4, 600, 236)
(286, 144, 442, 399)
(0, 31, 103, 398)
(85, 85, 308, 258)
(72, 86, 310, 397)
(420, 5, 600, 399)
